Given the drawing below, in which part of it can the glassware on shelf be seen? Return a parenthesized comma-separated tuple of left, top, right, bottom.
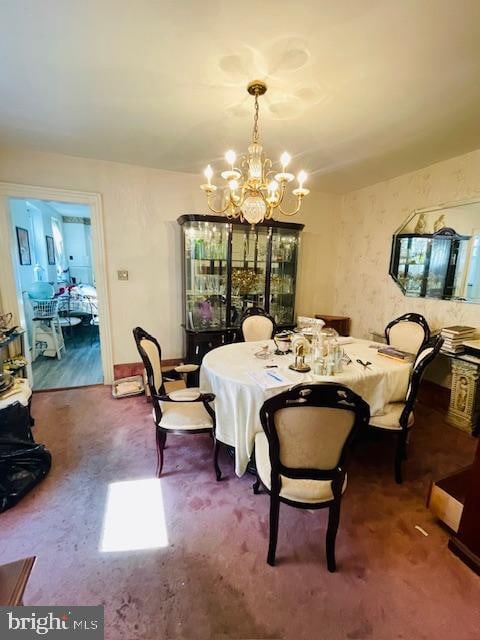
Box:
(180, 215, 302, 336)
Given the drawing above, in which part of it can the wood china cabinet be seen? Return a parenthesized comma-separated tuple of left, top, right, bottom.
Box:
(178, 214, 304, 363)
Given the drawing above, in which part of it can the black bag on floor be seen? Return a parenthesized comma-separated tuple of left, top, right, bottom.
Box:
(0, 400, 34, 441)
(0, 402, 52, 513)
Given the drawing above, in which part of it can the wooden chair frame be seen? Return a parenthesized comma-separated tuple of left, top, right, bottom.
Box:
(255, 382, 370, 571)
(370, 335, 443, 483)
(133, 326, 221, 480)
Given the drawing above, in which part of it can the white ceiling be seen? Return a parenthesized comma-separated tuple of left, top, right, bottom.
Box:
(1, 0, 480, 192)
(44, 201, 91, 218)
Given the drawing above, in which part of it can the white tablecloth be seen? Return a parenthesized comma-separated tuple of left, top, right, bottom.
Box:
(200, 339, 412, 476)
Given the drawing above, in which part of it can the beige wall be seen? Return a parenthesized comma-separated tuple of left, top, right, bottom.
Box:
(0, 147, 339, 365)
(3, 143, 480, 385)
(333, 148, 480, 386)
(294, 191, 340, 318)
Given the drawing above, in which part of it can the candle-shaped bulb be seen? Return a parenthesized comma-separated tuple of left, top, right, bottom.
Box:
(204, 164, 213, 185)
(268, 180, 279, 195)
(297, 170, 307, 189)
(225, 150, 236, 168)
(280, 151, 291, 170)
(229, 179, 238, 192)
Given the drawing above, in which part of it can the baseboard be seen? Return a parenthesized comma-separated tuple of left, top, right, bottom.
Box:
(113, 358, 183, 380)
(112, 363, 450, 409)
(448, 537, 480, 576)
(33, 383, 104, 394)
(418, 379, 450, 412)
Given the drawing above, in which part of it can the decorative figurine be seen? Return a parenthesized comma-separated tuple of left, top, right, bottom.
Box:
(434, 213, 446, 233)
(289, 335, 311, 372)
(414, 213, 427, 234)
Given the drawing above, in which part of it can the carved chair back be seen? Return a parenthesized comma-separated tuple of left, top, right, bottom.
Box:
(385, 313, 430, 355)
(260, 383, 370, 502)
(400, 335, 443, 428)
(240, 307, 276, 342)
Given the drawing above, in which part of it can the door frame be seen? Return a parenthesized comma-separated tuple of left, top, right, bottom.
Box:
(0, 181, 113, 385)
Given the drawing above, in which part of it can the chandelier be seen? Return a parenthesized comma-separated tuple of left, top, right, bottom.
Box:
(200, 80, 309, 225)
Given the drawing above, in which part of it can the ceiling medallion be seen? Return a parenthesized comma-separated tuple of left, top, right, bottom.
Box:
(200, 80, 309, 225)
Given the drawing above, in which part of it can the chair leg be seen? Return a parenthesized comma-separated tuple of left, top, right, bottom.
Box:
(326, 499, 341, 573)
(56, 318, 66, 354)
(32, 323, 37, 361)
(403, 431, 410, 459)
(156, 429, 167, 476)
(213, 437, 222, 481)
(51, 320, 61, 360)
(252, 475, 261, 494)
(267, 494, 280, 566)
(395, 433, 407, 484)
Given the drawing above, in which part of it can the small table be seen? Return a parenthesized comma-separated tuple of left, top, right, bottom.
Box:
(201, 338, 412, 476)
(315, 314, 350, 336)
(0, 557, 36, 605)
(445, 353, 480, 435)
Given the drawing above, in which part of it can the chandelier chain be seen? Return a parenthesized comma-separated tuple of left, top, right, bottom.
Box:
(252, 92, 260, 143)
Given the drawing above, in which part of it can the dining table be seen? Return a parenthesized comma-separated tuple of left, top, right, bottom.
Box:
(200, 338, 413, 476)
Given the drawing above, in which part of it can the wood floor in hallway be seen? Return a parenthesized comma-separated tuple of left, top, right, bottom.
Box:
(32, 326, 102, 389)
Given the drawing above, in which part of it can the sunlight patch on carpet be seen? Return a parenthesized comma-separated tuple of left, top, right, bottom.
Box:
(100, 478, 169, 552)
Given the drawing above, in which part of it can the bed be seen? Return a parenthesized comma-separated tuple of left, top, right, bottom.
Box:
(60, 284, 98, 317)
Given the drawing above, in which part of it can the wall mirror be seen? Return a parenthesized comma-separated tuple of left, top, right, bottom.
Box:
(390, 199, 480, 303)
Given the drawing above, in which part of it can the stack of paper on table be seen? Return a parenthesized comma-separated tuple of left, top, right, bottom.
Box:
(249, 369, 293, 390)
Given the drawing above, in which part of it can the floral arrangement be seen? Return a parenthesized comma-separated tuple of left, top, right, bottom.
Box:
(232, 268, 259, 294)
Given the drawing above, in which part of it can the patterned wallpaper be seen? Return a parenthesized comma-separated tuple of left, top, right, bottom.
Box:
(334, 149, 480, 340)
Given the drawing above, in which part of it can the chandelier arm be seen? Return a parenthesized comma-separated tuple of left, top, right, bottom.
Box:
(206, 194, 235, 215)
(278, 196, 305, 217)
(270, 181, 287, 208)
(229, 183, 247, 209)
(231, 191, 246, 209)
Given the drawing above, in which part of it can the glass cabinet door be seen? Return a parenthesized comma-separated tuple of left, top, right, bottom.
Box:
(230, 225, 269, 326)
(183, 221, 229, 330)
(426, 237, 450, 298)
(403, 237, 429, 296)
(269, 228, 299, 325)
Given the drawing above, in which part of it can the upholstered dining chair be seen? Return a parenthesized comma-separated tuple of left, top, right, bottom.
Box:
(370, 335, 443, 484)
(133, 327, 222, 480)
(385, 312, 430, 356)
(253, 383, 370, 571)
(240, 307, 276, 342)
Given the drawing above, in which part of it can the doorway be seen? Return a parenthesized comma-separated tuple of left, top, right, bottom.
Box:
(0, 183, 113, 389)
(8, 198, 102, 389)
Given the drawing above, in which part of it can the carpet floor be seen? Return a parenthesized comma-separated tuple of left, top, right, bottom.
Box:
(1, 386, 479, 640)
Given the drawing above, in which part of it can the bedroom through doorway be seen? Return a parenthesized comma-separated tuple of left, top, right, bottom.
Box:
(8, 197, 103, 390)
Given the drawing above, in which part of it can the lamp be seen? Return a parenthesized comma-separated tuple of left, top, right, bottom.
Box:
(200, 80, 309, 225)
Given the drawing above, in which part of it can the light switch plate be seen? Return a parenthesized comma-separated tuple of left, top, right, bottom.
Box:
(117, 270, 129, 281)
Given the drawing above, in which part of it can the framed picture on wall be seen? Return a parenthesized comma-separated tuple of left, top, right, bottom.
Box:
(16, 227, 31, 265)
(46, 235, 55, 265)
